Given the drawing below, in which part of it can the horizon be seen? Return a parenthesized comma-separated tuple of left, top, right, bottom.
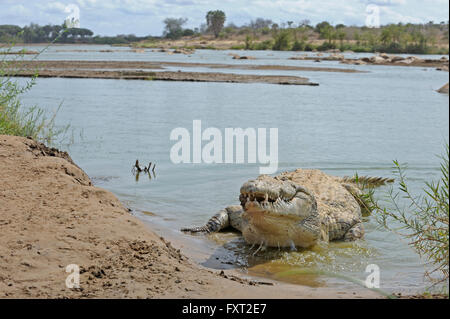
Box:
(0, 0, 449, 37)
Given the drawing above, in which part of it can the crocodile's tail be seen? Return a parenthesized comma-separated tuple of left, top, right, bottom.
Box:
(342, 175, 395, 188)
(181, 209, 230, 233)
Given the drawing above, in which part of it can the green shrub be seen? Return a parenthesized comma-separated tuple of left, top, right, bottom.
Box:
(291, 40, 306, 51)
(304, 43, 316, 51)
(363, 144, 449, 286)
(229, 44, 245, 50)
(272, 31, 290, 51)
(182, 29, 195, 37)
(0, 45, 68, 144)
(253, 40, 272, 51)
(245, 35, 252, 50)
(316, 41, 336, 51)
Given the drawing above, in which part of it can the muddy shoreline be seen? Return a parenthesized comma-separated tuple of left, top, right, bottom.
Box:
(8, 60, 321, 85)
(4, 59, 374, 86)
(11, 68, 318, 85)
(17, 59, 363, 73)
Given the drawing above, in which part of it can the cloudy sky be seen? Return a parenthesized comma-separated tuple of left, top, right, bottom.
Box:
(0, 0, 448, 36)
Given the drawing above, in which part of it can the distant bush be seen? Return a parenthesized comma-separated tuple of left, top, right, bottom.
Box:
(316, 41, 336, 51)
(253, 40, 272, 51)
(230, 44, 245, 50)
(182, 29, 195, 37)
(291, 40, 306, 51)
(261, 27, 271, 35)
(303, 43, 315, 51)
(272, 31, 290, 51)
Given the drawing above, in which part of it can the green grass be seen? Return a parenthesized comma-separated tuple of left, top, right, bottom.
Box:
(1, 41, 69, 144)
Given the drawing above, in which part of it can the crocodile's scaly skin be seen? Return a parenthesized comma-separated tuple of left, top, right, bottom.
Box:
(182, 169, 391, 248)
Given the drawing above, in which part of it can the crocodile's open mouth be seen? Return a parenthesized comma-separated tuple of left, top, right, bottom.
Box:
(238, 176, 316, 218)
(239, 191, 295, 212)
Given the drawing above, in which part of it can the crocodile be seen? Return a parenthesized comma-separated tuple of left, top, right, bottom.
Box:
(182, 169, 393, 249)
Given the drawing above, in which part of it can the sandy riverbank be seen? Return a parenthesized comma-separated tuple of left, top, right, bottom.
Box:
(0, 135, 382, 298)
(8, 60, 321, 85)
(13, 60, 364, 73)
(10, 69, 318, 86)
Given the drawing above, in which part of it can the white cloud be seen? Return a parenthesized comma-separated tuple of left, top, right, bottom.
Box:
(43, 1, 68, 13)
(9, 4, 30, 16)
(380, 6, 424, 24)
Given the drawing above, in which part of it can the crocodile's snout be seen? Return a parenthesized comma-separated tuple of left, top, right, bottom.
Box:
(239, 175, 303, 216)
(238, 174, 319, 248)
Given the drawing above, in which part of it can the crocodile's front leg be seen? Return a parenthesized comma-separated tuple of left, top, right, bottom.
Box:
(181, 205, 243, 233)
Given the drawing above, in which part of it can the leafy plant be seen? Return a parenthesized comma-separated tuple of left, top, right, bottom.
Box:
(363, 145, 449, 286)
(272, 31, 290, 51)
(0, 39, 69, 144)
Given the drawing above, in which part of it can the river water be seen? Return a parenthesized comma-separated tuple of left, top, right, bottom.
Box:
(15, 44, 449, 294)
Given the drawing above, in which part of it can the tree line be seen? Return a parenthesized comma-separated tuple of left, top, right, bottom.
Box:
(2, 12, 448, 54)
(0, 23, 151, 44)
(162, 11, 449, 54)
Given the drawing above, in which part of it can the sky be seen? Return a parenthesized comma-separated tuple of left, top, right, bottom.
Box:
(0, 0, 449, 36)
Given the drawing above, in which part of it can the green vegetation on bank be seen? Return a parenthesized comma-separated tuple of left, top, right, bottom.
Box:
(156, 13, 448, 54)
(225, 20, 448, 54)
(0, 23, 151, 45)
(2, 12, 448, 54)
(0, 46, 67, 143)
(361, 145, 449, 287)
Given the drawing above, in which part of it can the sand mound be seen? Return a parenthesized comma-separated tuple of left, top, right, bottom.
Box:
(0, 136, 196, 298)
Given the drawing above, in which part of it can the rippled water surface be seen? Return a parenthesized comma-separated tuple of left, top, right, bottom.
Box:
(18, 44, 449, 294)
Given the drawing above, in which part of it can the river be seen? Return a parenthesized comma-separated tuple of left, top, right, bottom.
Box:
(16, 44, 449, 294)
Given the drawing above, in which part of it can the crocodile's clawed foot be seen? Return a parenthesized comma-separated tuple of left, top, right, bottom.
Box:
(181, 226, 210, 233)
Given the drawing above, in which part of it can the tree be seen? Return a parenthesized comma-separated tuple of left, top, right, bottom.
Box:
(315, 21, 331, 34)
(272, 30, 290, 50)
(320, 25, 336, 44)
(163, 17, 187, 39)
(337, 29, 346, 46)
(206, 10, 226, 38)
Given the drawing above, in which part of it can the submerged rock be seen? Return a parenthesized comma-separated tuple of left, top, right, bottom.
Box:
(231, 54, 256, 60)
